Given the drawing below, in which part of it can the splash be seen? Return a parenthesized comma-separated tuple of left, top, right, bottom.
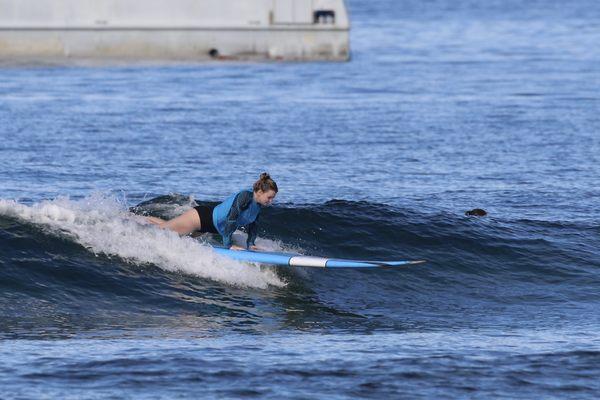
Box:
(0, 194, 285, 289)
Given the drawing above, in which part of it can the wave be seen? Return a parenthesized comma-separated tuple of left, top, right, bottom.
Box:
(3, 194, 599, 290)
(263, 198, 599, 277)
(1, 193, 599, 337)
(0, 193, 284, 289)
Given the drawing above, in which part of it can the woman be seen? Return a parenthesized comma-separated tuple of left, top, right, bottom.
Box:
(147, 173, 277, 250)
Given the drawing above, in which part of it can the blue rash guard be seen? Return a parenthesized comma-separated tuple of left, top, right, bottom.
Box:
(212, 189, 261, 249)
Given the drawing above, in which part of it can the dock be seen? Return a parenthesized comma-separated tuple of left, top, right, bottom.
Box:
(0, 0, 350, 63)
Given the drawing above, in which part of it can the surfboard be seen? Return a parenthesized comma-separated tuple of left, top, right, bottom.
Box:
(212, 247, 425, 269)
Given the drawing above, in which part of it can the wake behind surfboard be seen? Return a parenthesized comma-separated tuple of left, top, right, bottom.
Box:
(212, 247, 425, 269)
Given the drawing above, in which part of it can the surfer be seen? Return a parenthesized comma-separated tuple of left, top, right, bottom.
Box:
(146, 173, 278, 250)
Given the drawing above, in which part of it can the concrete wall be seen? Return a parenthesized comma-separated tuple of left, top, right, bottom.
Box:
(0, 0, 350, 62)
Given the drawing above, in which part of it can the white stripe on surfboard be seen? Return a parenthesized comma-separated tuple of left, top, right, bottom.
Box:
(288, 256, 328, 268)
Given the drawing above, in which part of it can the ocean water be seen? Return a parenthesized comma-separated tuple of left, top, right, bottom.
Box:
(2, 0, 600, 398)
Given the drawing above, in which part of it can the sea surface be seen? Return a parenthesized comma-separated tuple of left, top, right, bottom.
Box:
(1, 0, 600, 398)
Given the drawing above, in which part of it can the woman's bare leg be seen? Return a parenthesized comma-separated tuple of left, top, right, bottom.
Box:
(146, 216, 166, 225)
(155, 208, 201, 236)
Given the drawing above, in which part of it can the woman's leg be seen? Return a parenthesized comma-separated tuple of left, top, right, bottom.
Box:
(154, 208, 201, 236)
(146, 216, 166, 225)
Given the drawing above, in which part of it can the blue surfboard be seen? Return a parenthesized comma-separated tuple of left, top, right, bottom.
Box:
(212, 247, 425, 269)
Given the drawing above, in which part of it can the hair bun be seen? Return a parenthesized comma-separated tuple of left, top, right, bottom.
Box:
(253, 172, 278, 193)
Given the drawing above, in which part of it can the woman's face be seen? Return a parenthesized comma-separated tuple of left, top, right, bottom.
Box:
(255, 189, 277, 206)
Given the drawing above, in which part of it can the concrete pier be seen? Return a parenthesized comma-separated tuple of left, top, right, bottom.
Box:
(0, 0, 350, 63)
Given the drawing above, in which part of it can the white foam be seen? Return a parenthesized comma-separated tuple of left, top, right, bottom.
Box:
(0, 193, 285, 289)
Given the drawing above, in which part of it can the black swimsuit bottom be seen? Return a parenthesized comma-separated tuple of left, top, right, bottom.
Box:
(194, 205, 218, 234)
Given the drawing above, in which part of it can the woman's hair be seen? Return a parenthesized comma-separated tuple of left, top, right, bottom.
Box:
(253, 172, 278, 193)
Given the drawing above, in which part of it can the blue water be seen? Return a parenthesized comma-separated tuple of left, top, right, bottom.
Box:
(2, 0, 600, 398)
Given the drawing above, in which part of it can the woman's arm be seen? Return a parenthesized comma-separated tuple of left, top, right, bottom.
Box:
(246, 214, 259, 249)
